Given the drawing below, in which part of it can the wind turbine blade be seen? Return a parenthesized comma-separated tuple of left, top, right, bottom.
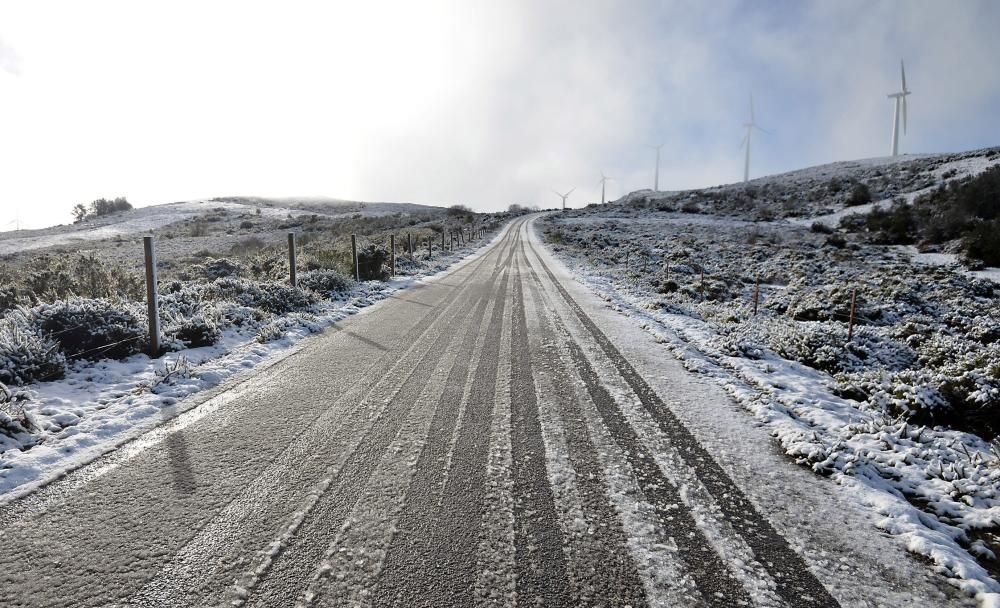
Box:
(901, 60, 907, 92)
(567, 188, 575, 196)
(755, 125, 770, 135)
(740, 132, 748, 150)
(750, 93, 755, 124)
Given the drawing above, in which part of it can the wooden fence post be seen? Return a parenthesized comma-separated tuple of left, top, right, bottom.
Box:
(848, 288, 857, 342)
(351, 234, 359, 281)
(407, 232, 412, 258)
(143, 236, 160, 357)
(287, 232, 297, 287)
(441, 231, 445, 252)
(390, 234, 396, 277)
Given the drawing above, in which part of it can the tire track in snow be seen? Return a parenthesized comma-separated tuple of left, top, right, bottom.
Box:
(373, 245, 514, 607)
(241, 249, 518, 607)
(473, 279, 517, 608)
(126, 225, 520, 607)
(546, 285, 787, 606)
(331, 245, 498, 606)
(293, 327, 467, 608)
(508, 254, 572, 607)
(520, 247, 650, 607)
(525, 220, 840, 607)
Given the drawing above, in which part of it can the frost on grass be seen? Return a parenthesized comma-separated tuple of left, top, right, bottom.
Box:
(541, 147, 1000, 603)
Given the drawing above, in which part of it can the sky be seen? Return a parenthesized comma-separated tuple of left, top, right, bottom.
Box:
(1, 0, 999, 230)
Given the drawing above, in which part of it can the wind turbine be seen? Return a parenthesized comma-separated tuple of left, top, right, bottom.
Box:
(598, 172, 614, 204)
(552, 188, 575, 211)
(887, 60, 911, 157)
(648, 144, 664, 191)
(741, 94, 766, 183)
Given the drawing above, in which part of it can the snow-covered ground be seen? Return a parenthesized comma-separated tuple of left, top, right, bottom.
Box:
(0, 228, 502, 504)
(541, 148, 1000, 605)
(0, 197, 441, 257)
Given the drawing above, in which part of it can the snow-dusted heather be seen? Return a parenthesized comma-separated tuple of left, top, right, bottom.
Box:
(0, 228, 502, 504)
(620, 147, 1000, 223)
(541, 149, 1000, 605)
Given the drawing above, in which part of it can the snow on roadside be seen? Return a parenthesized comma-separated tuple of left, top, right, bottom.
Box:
(0, 231, 501, 505)
(542, 230, 1000, 606)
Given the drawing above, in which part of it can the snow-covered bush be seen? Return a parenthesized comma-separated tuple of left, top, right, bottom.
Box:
(0, 380, 36, 441)
(15, 253, 144, 304)
(357, 244, 390, 281)
(35, 298, 147, 361)
(164, 310, 221, 348)
(188, 257, 247, 280)
(720, 319, 916, 375)
(298, 269, 354, 297)
(0, 309, 67, 385)
(195, 277, 318, 314)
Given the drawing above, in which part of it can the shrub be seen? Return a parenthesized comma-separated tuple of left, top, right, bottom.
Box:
(810, 222, 834, 234)
(962, 219, 1000, 266)
(35, 299, 147, 361)
(14, 253, 143, 304)
(298, 270, 355, 296)
(190, 221, 209, 237)
(0, 309, 67, 385)
(189, 257, 246, 280)
(198, 278, 318, 314)
(825, 234, 847, 248)
(865, 199, 915, 245)
(357, 245, 390, 281)
(163, 310, 221, 348)
(846, 182, 872, 206)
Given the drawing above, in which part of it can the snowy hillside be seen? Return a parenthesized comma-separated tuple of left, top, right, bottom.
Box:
(541, 147, 1000, 605)
(0, 197, 442, 256)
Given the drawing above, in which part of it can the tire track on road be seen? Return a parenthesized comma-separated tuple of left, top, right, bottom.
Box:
(242, 237, 522, 607)
(127, 221, 525, 607)
(520, 242, 750, 606)
(521, 248, 650, 607)
(508, 254, 571, 607)
(373, 244, 515, 607)
(524, 219, 840, 607)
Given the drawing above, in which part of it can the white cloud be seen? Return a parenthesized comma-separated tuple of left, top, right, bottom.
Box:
(0, 0, 998, 229)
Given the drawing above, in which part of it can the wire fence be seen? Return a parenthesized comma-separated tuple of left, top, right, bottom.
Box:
(2, 221, 498, 391)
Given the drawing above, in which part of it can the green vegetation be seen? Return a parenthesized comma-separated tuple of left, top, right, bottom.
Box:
(72, 197, 133, 223)
(844, 165, 1000, 264)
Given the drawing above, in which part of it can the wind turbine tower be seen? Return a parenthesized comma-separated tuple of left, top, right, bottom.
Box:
(598, 172, 614, 204)
(649, 144, 664, 191)
(552, 188, 575, 211)
(887, 60, 911, 157)
(741, 94, 766, 183)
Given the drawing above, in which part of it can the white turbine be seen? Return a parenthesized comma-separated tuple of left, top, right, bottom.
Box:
(648, 144, 664, 191)
(552, 188, 575, 211)
(598, 172, 615, 204)
(741, 93, 767, 183)
(888, 60, 911, 157)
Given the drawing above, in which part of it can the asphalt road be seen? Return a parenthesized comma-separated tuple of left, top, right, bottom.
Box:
(0, 216, 905, 607)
